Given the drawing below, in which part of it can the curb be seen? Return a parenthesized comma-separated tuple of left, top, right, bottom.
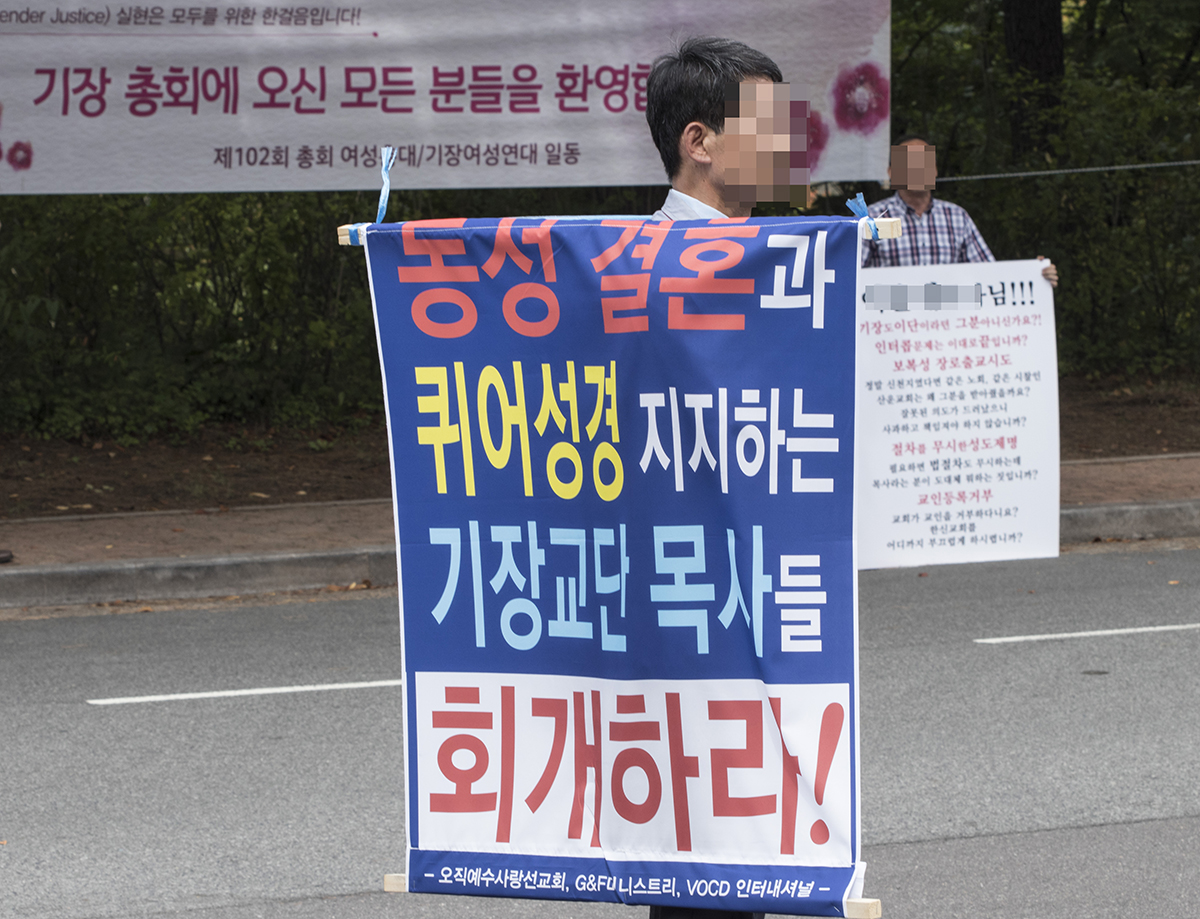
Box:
(0, 546, 397, 609)
(0, 497, 392, 527)
(3, 498, 1199, 609)
(1061, 498, 1200, 543)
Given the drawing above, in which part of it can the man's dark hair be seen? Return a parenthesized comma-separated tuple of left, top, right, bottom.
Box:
(645, 36, 783, 180)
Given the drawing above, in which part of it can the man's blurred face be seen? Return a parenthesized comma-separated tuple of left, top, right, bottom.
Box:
(721, 79, 810, 208)
(890, 140, 938, 191)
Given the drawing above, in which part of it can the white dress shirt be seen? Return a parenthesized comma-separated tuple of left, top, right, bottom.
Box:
(652, 188, 728, 221)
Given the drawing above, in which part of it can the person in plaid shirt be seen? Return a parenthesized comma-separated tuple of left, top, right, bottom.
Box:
(862, 136, 1058, 286)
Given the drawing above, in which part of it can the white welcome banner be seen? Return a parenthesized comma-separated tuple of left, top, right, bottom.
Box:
(855, 260, 1060, 570)
(0, 0, 890, 194)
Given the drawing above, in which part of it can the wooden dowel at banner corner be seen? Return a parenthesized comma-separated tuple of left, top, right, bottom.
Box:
(337, 223, 370, 246)
(861, 217, 902, 239)
(846, 896, 883, 918)
(383, 873, 407, 892)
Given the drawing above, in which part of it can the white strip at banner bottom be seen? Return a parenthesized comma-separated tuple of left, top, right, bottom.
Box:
(413, 673, 851, 863)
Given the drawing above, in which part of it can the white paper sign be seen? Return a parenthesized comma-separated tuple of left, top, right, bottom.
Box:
(0, 0, 890, 194)
(855, 260, 1060, 569)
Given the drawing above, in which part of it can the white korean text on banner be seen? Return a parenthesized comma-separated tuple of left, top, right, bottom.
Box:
(855, 259, 1059, 570)
(363, 215, 862, 915)
(0, 0, 890, 194)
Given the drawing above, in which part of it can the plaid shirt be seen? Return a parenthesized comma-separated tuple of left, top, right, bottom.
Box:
(861, 193, 994, 267)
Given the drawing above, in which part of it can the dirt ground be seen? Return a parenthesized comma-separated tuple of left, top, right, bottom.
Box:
(1056, 377, 1200, 458)
(3, 378, 1200, 521)
(0, 425, 392, 520)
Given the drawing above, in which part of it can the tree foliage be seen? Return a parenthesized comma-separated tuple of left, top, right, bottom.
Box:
(885, 0, 1200, 377)
(2, 2, 1199, 439)
(0, 192, 384, 439)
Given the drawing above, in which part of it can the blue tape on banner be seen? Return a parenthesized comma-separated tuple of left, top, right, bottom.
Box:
(376, 145, 399, 224)
(845, 192, 878, 241)
(348, 222, 370, 246)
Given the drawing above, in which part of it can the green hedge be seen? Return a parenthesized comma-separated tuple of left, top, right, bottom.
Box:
(0, 192, 377, 440)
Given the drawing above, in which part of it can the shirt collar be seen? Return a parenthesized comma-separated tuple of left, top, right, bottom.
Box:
(663, 188, 729, 220)
(890, 192, 939, 217)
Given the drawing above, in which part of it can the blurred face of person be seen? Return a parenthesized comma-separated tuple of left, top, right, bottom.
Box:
(717, 79, 809, 209)
(890, 140, 938, 192)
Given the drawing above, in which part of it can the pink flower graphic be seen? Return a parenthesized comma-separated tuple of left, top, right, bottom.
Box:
(7, 141, 32, 170)
(807, 109, 830, 171)
(788, 104, 830, 177)
(832, 62, 890, 135)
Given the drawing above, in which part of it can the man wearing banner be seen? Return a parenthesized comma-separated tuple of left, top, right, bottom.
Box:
(645, 37, 790, 222)
(374, 36, 860, 919)
(863, 136, 1059, 286)
(643, 35, 788, 919)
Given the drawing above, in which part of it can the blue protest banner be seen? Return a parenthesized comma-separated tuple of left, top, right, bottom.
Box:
(364, 215, 862, 916)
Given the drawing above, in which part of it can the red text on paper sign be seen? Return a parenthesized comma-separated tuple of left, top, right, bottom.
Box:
(892, 436, 1017, 457)
(889, 355, 1014, 374)
(873, 334, 1029, 355)
(862, 315, 1042, 336)
(860, 318, 951, 336)
(956, 313, 1043, 329)
(918, 490, 994, 506)
(414, 674, 851, 863)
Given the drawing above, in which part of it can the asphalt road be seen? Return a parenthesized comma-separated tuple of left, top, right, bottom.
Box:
(3, 543, 1199, 919)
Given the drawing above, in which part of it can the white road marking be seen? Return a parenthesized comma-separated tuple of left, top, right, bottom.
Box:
(87, 678, 404, 705)
(975, 623, 1200, 645)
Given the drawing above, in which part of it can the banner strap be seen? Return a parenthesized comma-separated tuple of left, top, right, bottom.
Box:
(376, 145, 399, 224)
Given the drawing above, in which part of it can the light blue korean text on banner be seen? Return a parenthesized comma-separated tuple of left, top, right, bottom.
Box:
(363, 215, 863, 916)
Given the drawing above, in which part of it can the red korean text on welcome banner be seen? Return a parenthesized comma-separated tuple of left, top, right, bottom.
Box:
(31, 62, 653, 118)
